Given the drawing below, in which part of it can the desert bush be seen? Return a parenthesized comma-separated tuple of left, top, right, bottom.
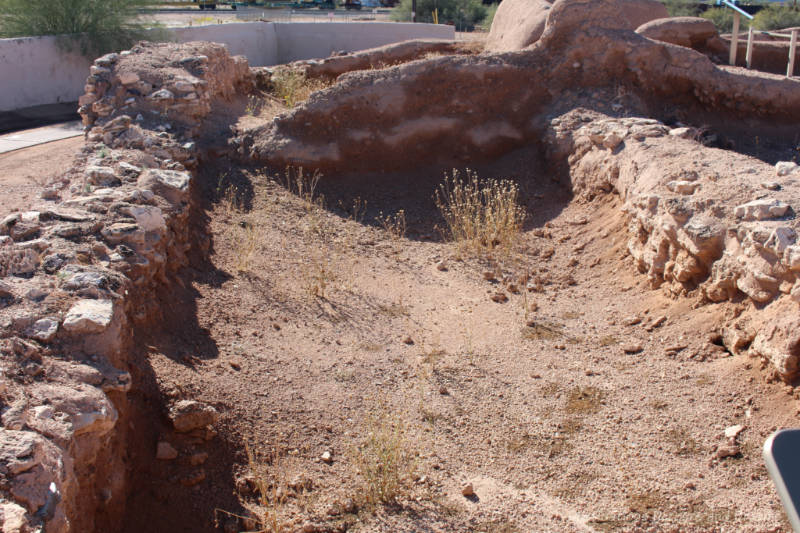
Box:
(753, 6, 800, 31)
(391, 0, 488, 31)
(0, 0, 158, 57)
(701, 7, 750, 34)
(435, 169, 526, 256)
(661, 0, 700, 17)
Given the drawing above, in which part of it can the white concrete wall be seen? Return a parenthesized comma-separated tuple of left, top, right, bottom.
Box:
(273, 22, 454, 63)
(171, 21, 279, 67)
(0, 21, 454, 112)
(0, 36, 92, 111)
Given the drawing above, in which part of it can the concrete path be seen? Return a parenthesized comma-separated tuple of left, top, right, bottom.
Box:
(0, 121, 83, 155)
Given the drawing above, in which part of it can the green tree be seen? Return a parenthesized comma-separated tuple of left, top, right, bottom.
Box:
(752, 5, 800, 31)
(701, 7, 750, 34)
(0, 0, 158, 57)
(391, 0, 488, 31)
(661, 0, 700, 17)
(480, 2, 499, 31)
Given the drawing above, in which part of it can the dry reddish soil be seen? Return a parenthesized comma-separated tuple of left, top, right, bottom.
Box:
(0, 137, 82, 218)
(121, 101, 798, 531)
(4, 109, 797, 532)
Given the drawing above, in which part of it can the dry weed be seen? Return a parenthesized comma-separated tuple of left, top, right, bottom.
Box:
(281, 167, 323, 211)
(235, 222, 258, 273)
(270, 67, 330, 108)
(435, 169, 526, 257)
(565, 386, 604, 415)
(353, 409, 416, 507)
(377, 209, 407, 240)
(303, 250, 336, 299)
(245, 94, 265, 116)
(215, 445, 291, 533)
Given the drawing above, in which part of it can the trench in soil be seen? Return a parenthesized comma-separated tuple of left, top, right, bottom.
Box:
(118, 104, 799, 532)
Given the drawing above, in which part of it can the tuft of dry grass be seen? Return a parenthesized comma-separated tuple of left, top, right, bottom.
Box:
(215, 445, 291, 533)
(435, 169, 526, 257)
(269, 67, 331, 108)
(353, 409, 416, 507)
(281, 166, 323, 211)
(565, 386, 604, 415)
(235, 222, 258, 273)
(303, 250, 336, 299)
(377, 209, 407, 240)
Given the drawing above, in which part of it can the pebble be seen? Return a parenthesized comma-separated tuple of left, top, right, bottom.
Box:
(483, 271, 496, 281)
(156, 441, 178, 460)
(436, 261, 448, 271)
(645, 315, 666, 331)
(321, 451, 333, 464)
(403, 336, 414, 345)
(491, 292, 508, 303)
(190, 452, 208, 466)
(724, 424, 744, 439)
(715, 444, 740, 459)
(462, 483, 475, 497)
(439, 386, 449, 395)
(342, 498, 356, 513)
(180, 469, 206, 487)
(622, 343, 643, 354)
(622, 316, 642, 326)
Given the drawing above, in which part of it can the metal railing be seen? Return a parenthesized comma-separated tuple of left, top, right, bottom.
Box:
(721, 0, 799, 77)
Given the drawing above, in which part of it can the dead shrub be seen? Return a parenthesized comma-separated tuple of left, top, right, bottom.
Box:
(353, 409, 416, 507)
(435, 169, 526, 257)
(270, 67, 331, 108)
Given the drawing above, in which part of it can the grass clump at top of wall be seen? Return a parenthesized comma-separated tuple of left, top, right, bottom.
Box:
(0, 0, 160, 57)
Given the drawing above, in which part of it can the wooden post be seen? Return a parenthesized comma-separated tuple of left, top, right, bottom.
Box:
(746, 27, 754, 69)
(730, 11, 740, 66)
(788, 29, 798, 77)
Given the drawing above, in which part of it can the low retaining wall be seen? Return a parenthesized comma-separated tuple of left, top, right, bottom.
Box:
(0, 21, 454, 113)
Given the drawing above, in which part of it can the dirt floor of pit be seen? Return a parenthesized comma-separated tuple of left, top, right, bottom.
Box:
(3, 100, 798, 532)
(100, 100, 800, 532)
(0, 136, 83, 218)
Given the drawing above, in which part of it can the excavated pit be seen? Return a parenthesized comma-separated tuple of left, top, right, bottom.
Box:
(3, 0, 800, 530)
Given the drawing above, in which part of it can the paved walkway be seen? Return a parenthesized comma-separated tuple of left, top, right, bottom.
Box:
(0, 121, 83, 154)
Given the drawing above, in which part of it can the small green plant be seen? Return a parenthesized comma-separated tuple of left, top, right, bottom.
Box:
(354, 409, 416, 506)
(435, 169, 526, 257)
(245, 95, 264, 116)
(377, 209, 407, 240)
